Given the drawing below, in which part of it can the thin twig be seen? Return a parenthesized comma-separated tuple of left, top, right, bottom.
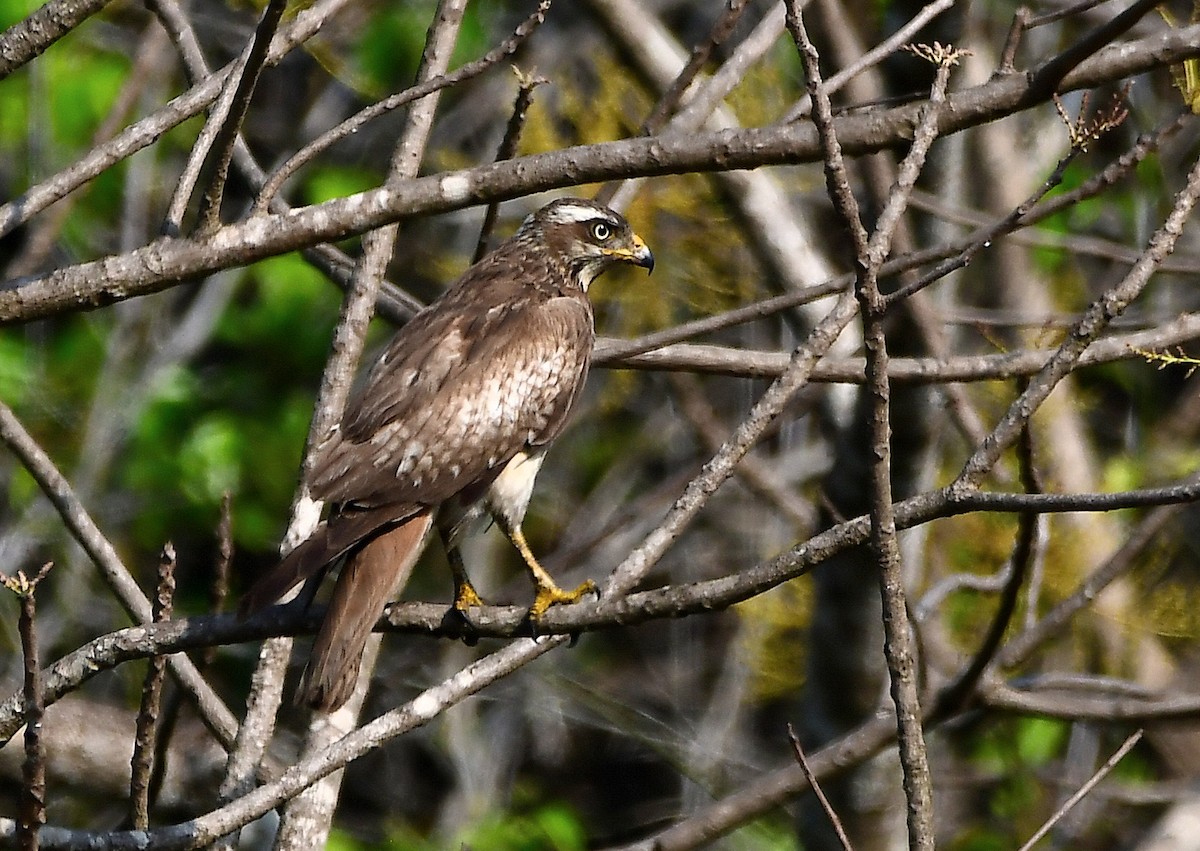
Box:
(1027, 0, 1161, 97)
(780, 0, 956, 122)
(206, 492, 233, 667)
(998, 5, 1032, 74)
(646, 0, 750, 133)
(472, 67, 548, 262)
(0, 0, 357, 241)
(0, 400, 240, 749)
(953, 149, 1200, 490)
(1026, 0, 1116, 29)
(593, 0, 752, 208)
(786, 6, 956, 847)
(997, 476, 1200, 670)
(882, 146, 1081, 310)
(3, 563, 52, 851)
(130, 544, 177, 830)
(1015, 729, 1144, 851)
(931, 402, 1042, 720)
(0, 0, 116, 79)
(253, 0, 552, 213)
(3, 22, 169, 279)
(787, 724, 854, 851)
(193, 0, 287, 235)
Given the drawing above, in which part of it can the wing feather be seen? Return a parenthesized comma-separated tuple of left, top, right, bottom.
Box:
(309, 290, 593, 510)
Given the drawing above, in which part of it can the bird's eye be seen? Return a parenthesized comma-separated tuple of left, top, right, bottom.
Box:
(590, 221, 612, 241)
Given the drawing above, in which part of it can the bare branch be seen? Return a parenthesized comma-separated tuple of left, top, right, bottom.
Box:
(787, 724, 854, 851)
(954, 148, 1200, 490)
(2, 562, 53, 851)
(472, 67, 548, 262)
(252, 0, 552, 213)
(1015, 729, 1144, 851)
(0, 0, 116, 79)
(0, 0, 357, 241)
(129, 544, 177, 830)
(5, 22, 1200, 325)
(0, 400, 241, 750)
(192, 0, 287, 234)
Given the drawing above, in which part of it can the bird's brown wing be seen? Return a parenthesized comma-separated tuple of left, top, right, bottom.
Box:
(240, 290, 592, 617)
(310, 292, 594, 510)
(238, 502, 423, 616)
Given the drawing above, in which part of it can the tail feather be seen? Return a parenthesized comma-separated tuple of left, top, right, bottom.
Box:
(238, 504, 421, 619)
(297, 510, 433, 711)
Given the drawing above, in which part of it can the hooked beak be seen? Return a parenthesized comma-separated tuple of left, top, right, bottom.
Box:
(619, 233, 655, 274)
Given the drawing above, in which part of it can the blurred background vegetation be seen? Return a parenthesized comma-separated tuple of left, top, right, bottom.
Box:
(2, 0, 1200, 848)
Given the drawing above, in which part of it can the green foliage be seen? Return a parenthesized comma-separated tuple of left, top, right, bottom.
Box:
(0, 71, 27, 148)
(947, 717, 1072, 848)
(352, 2, 490, 98)
(303, 164, 383, 206)
(116, 255, 341, 552)
(456, 802, 587, 851)
(1014, 717, 1068, 765)
(327, 803, 798, 851)
(46, 50, 129, 148)
(725, 44, 803, 128)
(930, 511, 1028, 646)
(0, 0, 41, 31)
(1028, 152, 1148, 303)
(738, 580, 814, 702)
(328, 800, 588, 851)
(0, 333, 33, 409)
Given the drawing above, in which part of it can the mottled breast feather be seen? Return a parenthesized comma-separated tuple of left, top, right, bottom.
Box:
(308, 239, 594, 511)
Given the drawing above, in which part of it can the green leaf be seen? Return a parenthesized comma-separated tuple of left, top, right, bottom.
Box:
(0, 333, 33, 408)
(303, 164, 382, 206)
(179, 415, 243, 504)
(1016, 717, 1067, 766)
(0, 0, 42, 30)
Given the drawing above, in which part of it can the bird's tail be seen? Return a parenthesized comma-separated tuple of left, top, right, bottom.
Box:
(239, 504, 420, 618)
(297, 510, 433, 711)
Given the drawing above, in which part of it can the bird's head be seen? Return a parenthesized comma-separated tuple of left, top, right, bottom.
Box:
(520, 197, 654, 291)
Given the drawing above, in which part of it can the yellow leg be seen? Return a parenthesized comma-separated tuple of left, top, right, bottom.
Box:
(446, 543, 487, 612)
(506, 525, 597, 620)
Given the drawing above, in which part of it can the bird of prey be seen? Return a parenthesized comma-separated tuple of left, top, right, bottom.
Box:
(240, 197, 654, 711)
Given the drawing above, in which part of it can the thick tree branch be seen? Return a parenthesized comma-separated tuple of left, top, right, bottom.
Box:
(4, 475, 1199, 749)
(3, 23, 1199, 325)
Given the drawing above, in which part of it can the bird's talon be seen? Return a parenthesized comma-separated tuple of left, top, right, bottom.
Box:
(453, 582, 487, 612)
(449, 606, 481, 644)
(528, 578, 598, 623)
(450, 582, 488, 644)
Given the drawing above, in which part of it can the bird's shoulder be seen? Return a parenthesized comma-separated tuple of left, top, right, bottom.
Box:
(342, 257, 591, 437)
(307, 250, 594, 506)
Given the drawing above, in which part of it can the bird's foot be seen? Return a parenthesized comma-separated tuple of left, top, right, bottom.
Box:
(453, 580, 488, 612)
(451, 581, 488, 645)
(528, 579, 598, 622)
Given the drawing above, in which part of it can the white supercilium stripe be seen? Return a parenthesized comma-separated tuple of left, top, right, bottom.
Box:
(543, 202, 611, 225)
